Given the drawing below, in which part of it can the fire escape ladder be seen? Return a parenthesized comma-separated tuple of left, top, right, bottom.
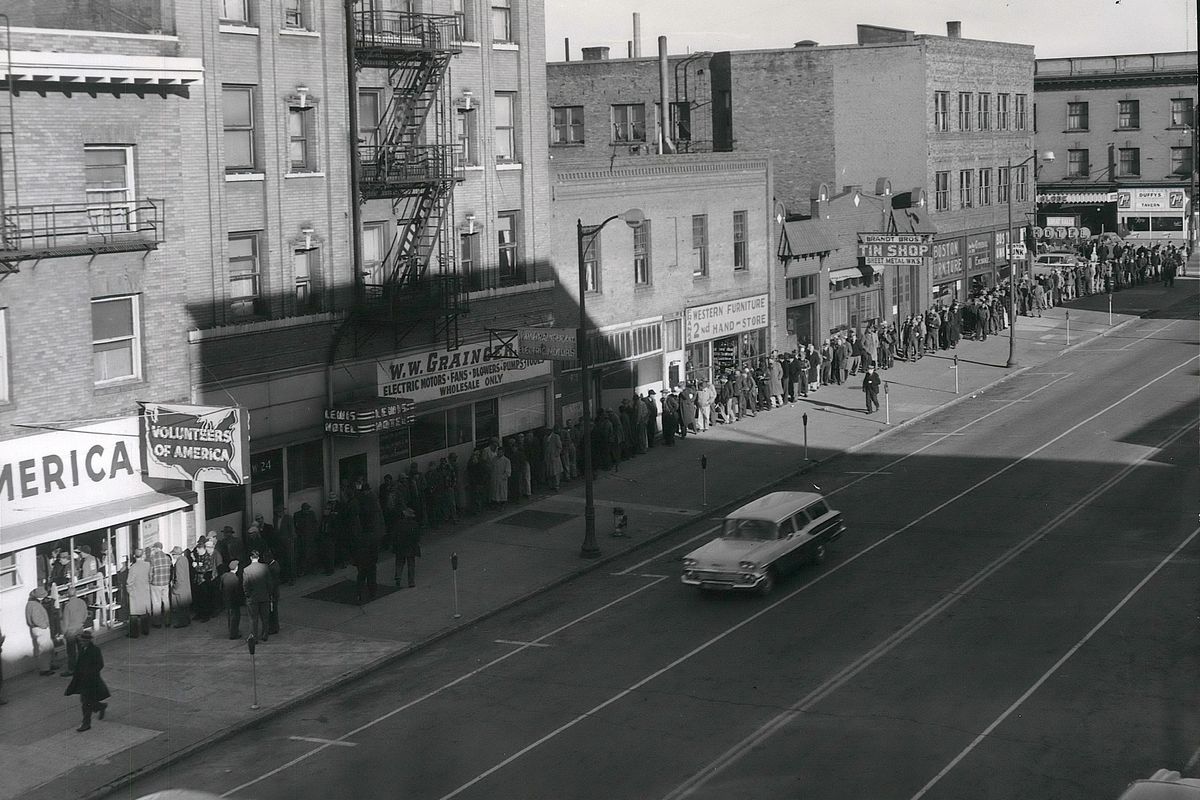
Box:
(0, 16, 20, 278)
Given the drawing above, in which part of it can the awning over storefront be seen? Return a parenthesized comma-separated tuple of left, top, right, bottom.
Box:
(829, 267, 865, 282)
(1037, 190, 1118, 204)
(778, 219, 839, 260)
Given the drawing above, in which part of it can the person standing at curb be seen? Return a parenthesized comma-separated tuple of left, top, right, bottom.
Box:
(220, 560, 243, 640)
(242, 551, 272, 643)
(862, 364, 882, 415)
(64, 629, 108, 732)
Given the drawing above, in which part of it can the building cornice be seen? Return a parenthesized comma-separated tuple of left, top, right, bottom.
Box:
(554, 157, 770, 184)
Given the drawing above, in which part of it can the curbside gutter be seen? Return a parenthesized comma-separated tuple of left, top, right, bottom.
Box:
(79, 310, 1151, 800)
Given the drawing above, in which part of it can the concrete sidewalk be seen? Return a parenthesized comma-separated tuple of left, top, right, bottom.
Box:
(2, 279, 1190, 800)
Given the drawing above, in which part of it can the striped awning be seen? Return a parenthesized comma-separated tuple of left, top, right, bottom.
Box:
(1037, 191, 1118, 204)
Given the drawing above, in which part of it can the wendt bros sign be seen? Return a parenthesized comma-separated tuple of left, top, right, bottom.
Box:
(141, 404, 250, 485)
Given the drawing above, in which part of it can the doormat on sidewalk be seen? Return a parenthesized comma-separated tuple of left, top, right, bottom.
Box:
(495, 510, 577, 530)
(303, 579, 400, 605)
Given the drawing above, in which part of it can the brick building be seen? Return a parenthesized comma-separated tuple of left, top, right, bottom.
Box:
(1034, 51, 1197, 249)
(0, 3, 203, 673)
(549, 22, 1035, 344)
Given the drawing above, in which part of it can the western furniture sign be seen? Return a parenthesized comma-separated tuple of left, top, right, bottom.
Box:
(324, 399, 416, 436)
(377, 340, 552, 404)
(857, 233, 933, 266)
(931, 236, 964, 280)
(141, 404, 250, 485)
(685, 294, 769, 343)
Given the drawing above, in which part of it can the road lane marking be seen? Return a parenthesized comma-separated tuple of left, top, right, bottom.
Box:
(663, 416, 1197, 800)
(221, 574, 668, 798)
(494, 639, 551, 648)
(612, 525, 720, 575)
(910, 523, 1200, 800)
(287, 736, 356, 747)
(1119, 322, 1177, 350)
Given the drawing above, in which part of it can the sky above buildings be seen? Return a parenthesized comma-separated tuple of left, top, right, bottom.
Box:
(544, 0, 1197, 60)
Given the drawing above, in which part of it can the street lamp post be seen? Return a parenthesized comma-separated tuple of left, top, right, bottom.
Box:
(1006, 150, 1054, 368)
(576, 209, 645, 559)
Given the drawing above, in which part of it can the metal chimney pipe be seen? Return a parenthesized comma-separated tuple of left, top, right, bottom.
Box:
(658, 35, 676, 154)
(632, 12, 642, 57)
(564, 37, 570, 61)
(627, 40, 633, 58)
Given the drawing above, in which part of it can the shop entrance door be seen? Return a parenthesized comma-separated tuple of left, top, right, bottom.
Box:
(338, 453, 368, 495)
(786, 304, 815, 348)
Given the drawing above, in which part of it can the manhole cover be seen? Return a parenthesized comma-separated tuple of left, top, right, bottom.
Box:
(303, 579, 400, 605)
(495, 510, 578, 530)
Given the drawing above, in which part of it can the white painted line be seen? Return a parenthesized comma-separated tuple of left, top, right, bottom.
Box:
(1119, 323, 1177, 351)
(842, 471, 892, 475)
(663, 416, 1197, 800)
(494, 639, 551, 648)
(221, 575, 668, 798)
(916, 432, 966, 436)
(910, 523, 1200, 800)
(288, 736, 357, 747)
(612, 525, 720, 576)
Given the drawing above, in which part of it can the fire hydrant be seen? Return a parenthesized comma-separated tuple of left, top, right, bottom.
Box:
(611, 507, 629, 538)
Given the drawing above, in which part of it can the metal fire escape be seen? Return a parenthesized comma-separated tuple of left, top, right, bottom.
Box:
(352, 4, 465, 350)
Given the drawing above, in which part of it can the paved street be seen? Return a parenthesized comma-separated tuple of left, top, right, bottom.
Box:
(108, 296, 1199, 800)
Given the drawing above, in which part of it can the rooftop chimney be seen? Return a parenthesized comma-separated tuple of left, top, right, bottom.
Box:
(947, 21, 962, 39)
(632, 12, 642, 57)
(581, 46, 610, 61)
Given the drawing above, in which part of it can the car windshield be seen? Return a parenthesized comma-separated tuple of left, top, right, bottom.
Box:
(721, 518, 777, 540)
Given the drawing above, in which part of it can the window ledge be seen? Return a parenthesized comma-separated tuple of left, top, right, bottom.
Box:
(1063, 128, 1089, 133)
(219, 23, 260, 35)
(496, 162, 523, 171)
(1165, 125, 1193, 131)
(466, 278, 555, 300)
(551, 142, 585, 148)
(492, 42, 520, 51)
(1114, 127, 1141, 132)
(455, 40, 481, 48)
(610, 141, 649, 147)
(462, 165, 486, 172)
(284, 171, 325, 179)
(279, 28, 320, 38)
(226, 172, 266, 182)
(94, 378, 144, 396)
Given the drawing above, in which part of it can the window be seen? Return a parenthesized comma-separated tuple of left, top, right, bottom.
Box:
(958, 170, 973, 208)
(223, 86, 256, 171)
(934, 91, 949, 132)
(1067, 101, 1088, 131)
(958, 92, 972, 131)
(288, 106, 316, 171)
(1015, 165, 1029, 202)
(998, 166, 1010, 204)
(1015, 94, 1028, 130)
(491, 0, 510, 42)
(293, 247, 319, 312)
(0, 307, 8, 403)
(1171, 98, 1194, 127)
(84, 145, 135, 234)
(497, 212, 522, 285)
(934, 171, 950, 211)
(978, 168, 992, 206)
(91, 295, 140, 384)
(1170, 147, 1193, 177)
(451, 0, 471, 40)
(1118, 147, 1140, 177)
(362, 222, 387, 286)
(785, 275, 816, 300)
(1067, 149, 1089, 177)
(220, 0, 249, 23)
(283, 0, 304, 28)
(551, 105, 584, 145)
(286, 440, 324, 493)
(691, 214, 708, 277)
(494, 92, 516, 162)
(358, 89, 381, 151)
(0, 552, 19, 591)
(582, 229, 601, 293)
(455, 101, 479, 166)
(977, 92, 991, 131)
(1117, 99, 1140, 129)
(611, 103, 646, 142)
(997, 93, 1009, 129)
(460, 232, 480, 291)
(733, 210, 748, 270)
(633, 220, 651, 285)
(229, 233, 261, 317)
(671, 101, 692, 143)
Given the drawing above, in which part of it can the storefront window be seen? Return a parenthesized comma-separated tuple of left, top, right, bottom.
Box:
(205, 482, 245, 519)
(287, 440, 324, 493)
(446, 404, 474, 447)
(0, 552, 20, 590)
(685, 341, 711, 384)
(411, 411, 448, 458)
(474, 398, 499, 442)
(500, 388, 546, 435)
(381, 428, 412, 466)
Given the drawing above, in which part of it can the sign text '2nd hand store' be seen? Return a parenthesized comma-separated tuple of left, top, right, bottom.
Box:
(377, 341, 551, 403)
(685, 294, 769, 343)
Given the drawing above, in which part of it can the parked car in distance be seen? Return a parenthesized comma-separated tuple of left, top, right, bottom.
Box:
(1116, 769, 1200, 799)
(1032, 250, 1081, 277)
(681, 491, 844, 595)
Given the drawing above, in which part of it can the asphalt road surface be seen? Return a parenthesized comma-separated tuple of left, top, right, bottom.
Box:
(120, 308, 1199, 800)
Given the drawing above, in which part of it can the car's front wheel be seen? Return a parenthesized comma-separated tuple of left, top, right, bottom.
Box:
(757, 568, 776, 596)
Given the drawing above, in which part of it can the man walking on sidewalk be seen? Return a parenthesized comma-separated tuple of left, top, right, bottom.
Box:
(862, 365, 881, 415)
(64, 629, 108, 732)
(60, 588, 89, 676)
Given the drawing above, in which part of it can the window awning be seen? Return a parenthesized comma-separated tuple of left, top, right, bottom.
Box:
(1, 50, 204, 86)
(778, 219, 839, 260)
(0, 485, 196, 554)
(829, 267, 863, 281)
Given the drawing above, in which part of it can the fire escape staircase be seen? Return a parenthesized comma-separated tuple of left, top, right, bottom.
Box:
(353, 7, 465, 350)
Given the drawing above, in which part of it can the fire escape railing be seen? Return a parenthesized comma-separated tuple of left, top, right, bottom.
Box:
(0, 198, 165, 260)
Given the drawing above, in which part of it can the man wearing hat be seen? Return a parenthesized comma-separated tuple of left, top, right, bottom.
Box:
(216, 525, 245, 566)
(169, 545, 192, 628)
(220, 560, 244, 640)
(25, 588, 56, 675)
(64, 628, 109, 732)
(644, 390, 659, 447)
(862, 364, 882, 415)
(60, 587, 90, 676)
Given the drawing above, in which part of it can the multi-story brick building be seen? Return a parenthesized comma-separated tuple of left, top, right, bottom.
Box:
(0, 3, 203, 673)
(549, 22, 1035, 347)
(1034, 51, 1197, 249)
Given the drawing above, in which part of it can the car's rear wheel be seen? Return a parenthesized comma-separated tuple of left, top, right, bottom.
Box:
(757, 568, 776, 596)
(810, 543, 827, 566)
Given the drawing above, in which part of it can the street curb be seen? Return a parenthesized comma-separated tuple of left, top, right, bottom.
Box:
(80, 308, 1153, 800)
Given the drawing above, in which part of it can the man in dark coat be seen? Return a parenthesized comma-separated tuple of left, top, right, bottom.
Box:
(65, 629, 109, 732)
(242, 552, 272, 642)
(644, 391, 659, 446)
(661, 391, 681, 445)
(679, 384, 698, 434)
(946, 302, 962, 348)
(220, 561, 243, 640)
(293, 502, 319, 577)
(393, 507, 421, 588)
(862, 364, 882, 414)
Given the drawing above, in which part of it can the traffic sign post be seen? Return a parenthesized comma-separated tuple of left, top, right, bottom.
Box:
(1065, 310, 1070, 345)
(246, 635, 260, 710)
(451, 552, 461, 619)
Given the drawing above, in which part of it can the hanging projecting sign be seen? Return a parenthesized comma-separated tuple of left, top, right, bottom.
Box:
(141, 403, 250, 485)
(324, 399, 416, 436)
(856, 233, 933, 266)
(377, 340, 552, 404)
(685, 294, 769, 343)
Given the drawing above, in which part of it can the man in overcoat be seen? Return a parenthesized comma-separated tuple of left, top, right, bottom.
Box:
(64, 629, 108, 732)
